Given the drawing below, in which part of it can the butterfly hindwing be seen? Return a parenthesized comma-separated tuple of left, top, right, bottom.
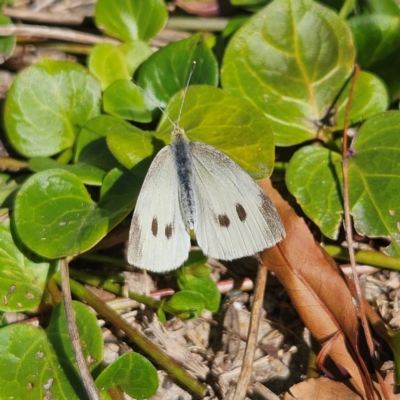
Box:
(190, 142, 285, 260)
(128, 146, 190, 272)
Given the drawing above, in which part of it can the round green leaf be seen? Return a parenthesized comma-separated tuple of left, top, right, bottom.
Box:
(29, 157, 106, 186)
(286, 146, 343, 239)
(0, 218, 56, 312)
(96, 352, 158, 399)
(94, 0, 167, 42)
(157, 85, 275, 180)
(168, 290, 206, 319)
(221, 0, 355, 146)
(103, 80, 153, 122)
(334, 71, 389, 130)
(287, 111, 400, 256)
(4, 58, 101, 157)
(0, 324, 86, 398)
(348, 14, 400, 96)
(137, 33, 219, 110)
(177, 272, 220, 313)
(349, 111, 400, 257)
(88, 41, 152, 90)
(14, 169, 109, 258)
(0, 15, 16, 62)
(46, 301, 103, 373)
(107, 123, 166, 178)
(74, 115, 125, 172)
(348, 14, 400, 69)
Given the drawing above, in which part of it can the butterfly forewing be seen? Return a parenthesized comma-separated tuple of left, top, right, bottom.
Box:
(190, 142, 285, 260)
(128, 146, 191, 272)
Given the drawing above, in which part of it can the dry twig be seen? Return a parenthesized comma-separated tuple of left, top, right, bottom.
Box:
(0, 24, 119, 45)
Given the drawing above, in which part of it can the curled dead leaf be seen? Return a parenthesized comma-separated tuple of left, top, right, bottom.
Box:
(259, 179, 374, 399)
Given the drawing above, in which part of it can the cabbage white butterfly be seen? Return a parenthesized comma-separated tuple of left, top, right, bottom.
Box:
(128, 65, 285, 272)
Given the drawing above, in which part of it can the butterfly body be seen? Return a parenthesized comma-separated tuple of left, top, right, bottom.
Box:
(170, 125, 196, 230)
(128, 124, 285, 272)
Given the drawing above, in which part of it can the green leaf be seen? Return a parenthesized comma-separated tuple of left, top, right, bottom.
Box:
(178, 270, 220, 312)
(358, 0, 400, 16)
(0, 301, 102, 399)
(29, 157, 106, 186)
(168, 290, 206, 319)
(0, 218, 55, 312)
(137, 33, 219, 110)
(4, 58, 101, 157)
(287, 111, 400, 256)
(46, 301, 103, 374)
(348, 14, 400, 96)
(349, 111, 400, 257)
(348, 15, 400, 69)
(88, 41, 152, 90)
(94, 0, 167, 42)
(0, 15, 15, 62)
(96, 353, 158, 399)
(157, 85, 276, 180)
(98, 167, 141, 229)
(74, 115, 125, 172)
(103, 80, 153, 122)
(107, 123, 165, 178)
(286, 146, 343, 239)
(14, 169, 109, 258)
(0, 324, 86, 399)
(334, 71, 389, 130)
(221, 0, 355, 146)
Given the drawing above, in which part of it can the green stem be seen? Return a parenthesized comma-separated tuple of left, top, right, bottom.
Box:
(69, 268, 181, 315)
(53, 273, 207, 398)
(324, 244, 400, 270)
(165, 16, 229, 32)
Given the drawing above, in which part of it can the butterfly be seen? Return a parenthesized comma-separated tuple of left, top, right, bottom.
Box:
(128, 66, 285, 272)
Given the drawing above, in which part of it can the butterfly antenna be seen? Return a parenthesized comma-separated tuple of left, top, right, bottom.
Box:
(177, 61, 196, 126)
(131, 78, 175, 126)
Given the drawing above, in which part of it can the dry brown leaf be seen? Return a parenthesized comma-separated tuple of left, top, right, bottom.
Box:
(283, 371, 398, 400)
(283, 377, 363, 400)
(259, 179, 373, 398)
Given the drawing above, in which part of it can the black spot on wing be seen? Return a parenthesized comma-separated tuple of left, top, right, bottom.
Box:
(236, 203, 247, 222)
(151, 218, 158, 237)
(218, 214, 230, 227)
(165, 223, 173, 239)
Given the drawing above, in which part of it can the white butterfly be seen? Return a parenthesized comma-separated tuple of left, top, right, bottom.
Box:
(128, 69, 285, 272)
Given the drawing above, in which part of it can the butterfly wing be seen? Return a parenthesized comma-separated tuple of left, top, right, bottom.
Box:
(128, 146, 190, 272)
(190, 142, 285, 260)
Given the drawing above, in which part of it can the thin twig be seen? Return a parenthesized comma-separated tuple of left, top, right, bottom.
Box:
(0, 157, 29, 171)
(4, 8, 84, 25)
(60, 259, 101, 400)
(342, 66, 388, 400)
(0, 24, 119, 45)
(342, 65, 374, 353)
(232, 260, 268, 400)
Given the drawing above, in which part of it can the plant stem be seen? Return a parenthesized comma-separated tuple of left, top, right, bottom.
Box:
(0, 157, 29, 171)
(166, 16, 229, 32)
(324, 244, 400, 270)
